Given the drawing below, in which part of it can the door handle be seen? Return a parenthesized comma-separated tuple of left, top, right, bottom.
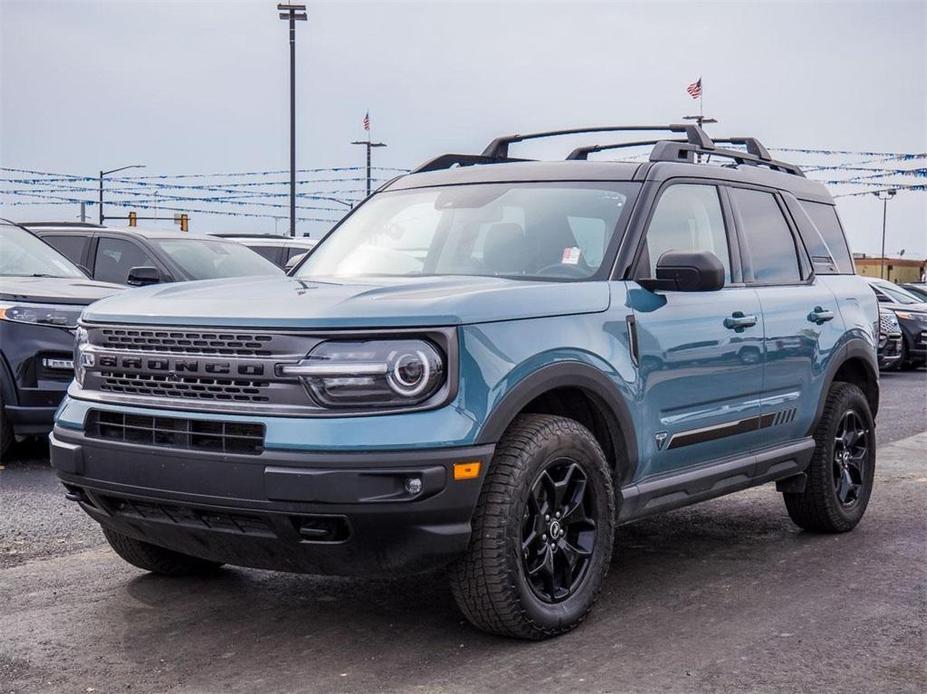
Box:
(724, 311, 758, 332)
(808, 306, 835, 324)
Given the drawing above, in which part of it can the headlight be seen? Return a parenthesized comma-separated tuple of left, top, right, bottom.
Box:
(74, 326, 90, 387)
(280, 339, 445, 408)
(894, 311, 927, 322)
(0, 301, 83, 329)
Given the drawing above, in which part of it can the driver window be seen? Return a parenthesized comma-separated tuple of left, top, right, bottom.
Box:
(638, 184, 731, 282)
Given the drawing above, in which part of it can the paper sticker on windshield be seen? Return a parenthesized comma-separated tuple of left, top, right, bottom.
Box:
(562, 247, 581, 265)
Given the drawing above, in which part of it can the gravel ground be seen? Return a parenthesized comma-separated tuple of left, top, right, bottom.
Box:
(0, 370, 924, 693)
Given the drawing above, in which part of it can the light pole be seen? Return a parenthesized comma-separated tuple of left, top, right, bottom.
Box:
(277, 3, 307, 237)
(873, 189, 897, 280)
(99, 164, 145, 224)
(351, 139, 387, 198)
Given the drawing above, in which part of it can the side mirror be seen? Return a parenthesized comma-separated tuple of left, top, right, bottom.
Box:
(126, 266, 162, 287)
(639, 250, 725, 292)
(285, 252, 306, 274)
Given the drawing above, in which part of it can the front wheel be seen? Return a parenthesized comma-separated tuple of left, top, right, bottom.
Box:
(783, 382, 875, 533)
(449, 414, 616, 640)
(102, 527, 224, 576)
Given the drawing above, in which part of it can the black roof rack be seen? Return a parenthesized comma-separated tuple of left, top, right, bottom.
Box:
(407, 124, 802, 178)
(649, 141, 804, 176)
(481, 124, 712, 159)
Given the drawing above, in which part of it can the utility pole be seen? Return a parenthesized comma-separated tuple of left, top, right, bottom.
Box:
(278, 4, 307, 237)
(351, 138, 387, 198)
(99, 164, 145, 224)
(873, 189, 897, 280)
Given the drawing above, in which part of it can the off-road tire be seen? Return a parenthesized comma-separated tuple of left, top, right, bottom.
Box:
(102, 527, 224, 576)
(783, 382, 875, 533)
(449, 414, 616, 640)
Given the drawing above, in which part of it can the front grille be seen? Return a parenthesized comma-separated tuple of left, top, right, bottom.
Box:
(102, 496, 274, 537)
(879, 313, 900, 335)
(86, 410, 265, 455)
(99, 327, 275, 357)
(99, 371, 271, 402)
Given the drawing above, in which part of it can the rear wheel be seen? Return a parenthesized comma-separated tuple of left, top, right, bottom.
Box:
(449, 414, 616, 640)
(783, 382, 875, 533)
(102, 527, 224, 576)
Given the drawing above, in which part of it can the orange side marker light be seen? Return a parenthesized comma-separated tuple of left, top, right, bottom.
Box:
(453, 461, 481, 480)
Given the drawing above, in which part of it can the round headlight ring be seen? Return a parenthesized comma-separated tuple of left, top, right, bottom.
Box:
(388, 350, 432, 398)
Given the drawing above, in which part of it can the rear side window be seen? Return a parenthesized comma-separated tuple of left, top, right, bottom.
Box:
(800, 201, 854, 274)
(43, 234, 88, 267)
(731, 188, 802, 284)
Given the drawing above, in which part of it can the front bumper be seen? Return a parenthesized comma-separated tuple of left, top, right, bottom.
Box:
(877, 334, 903, 370)
(51, 426, 493, 576)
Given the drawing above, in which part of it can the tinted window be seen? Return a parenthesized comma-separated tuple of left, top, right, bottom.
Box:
(43, 234, 88, 267)
(250, 245, 282, 265)
(153, 239, 281, 280)
(0, 224, 85, 278)
(296, 183, 635, 281)
(732, 188, 801, 284)
(800, 201, 854, 274)
(638, 184, 731, 282)
(94, 237, 160, 284)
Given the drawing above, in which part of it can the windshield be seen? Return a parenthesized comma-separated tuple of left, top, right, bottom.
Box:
(0, 223, 86, 278)
(874, 281, 922, 305)
(296, 182, 637, 281)
(153, 239, 282, 280)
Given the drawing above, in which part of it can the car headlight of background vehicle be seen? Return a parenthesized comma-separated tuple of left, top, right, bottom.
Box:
(894, 310, 927, 323)
(280, 339, 445, 408)
(0, 301, 83, 329)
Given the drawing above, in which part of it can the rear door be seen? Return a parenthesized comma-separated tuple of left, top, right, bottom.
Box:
(728, 185, 844, 448)
(628, 182, 765, 478)
(38, 232, 91, 270)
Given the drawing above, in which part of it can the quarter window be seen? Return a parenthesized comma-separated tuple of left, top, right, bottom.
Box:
(638, 184, 731, 282)
(731, 188, 802, 284)
(800, 201, 854, 274)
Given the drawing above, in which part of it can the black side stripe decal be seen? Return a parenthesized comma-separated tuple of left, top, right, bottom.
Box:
(667, 407, 797, 450)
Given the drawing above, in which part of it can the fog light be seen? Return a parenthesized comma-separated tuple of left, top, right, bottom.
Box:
(404, 477, 423, 495)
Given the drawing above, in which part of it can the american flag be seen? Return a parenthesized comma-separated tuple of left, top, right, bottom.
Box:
(687, 78, 702, 100)
(363, 111, 370, 131)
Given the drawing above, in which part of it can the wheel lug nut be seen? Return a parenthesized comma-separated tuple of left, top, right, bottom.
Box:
(541, 534, 547, 541)
(545, 514, 550, 522)
(555, 511, 561, 518)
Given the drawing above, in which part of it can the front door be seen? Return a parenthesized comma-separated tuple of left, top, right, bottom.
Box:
(628, 183, 765, 479)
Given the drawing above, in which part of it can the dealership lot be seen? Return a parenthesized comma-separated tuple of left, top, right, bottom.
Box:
(0, 369, 923, 693)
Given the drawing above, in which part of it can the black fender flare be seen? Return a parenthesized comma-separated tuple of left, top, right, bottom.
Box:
(0, 352, 17, 407)
(809, 337, 879, 434)
(474, 361, 639, 485)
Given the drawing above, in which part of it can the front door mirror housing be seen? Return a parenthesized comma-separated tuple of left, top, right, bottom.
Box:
(126, 266, 162, 287)
(638, 250, 725, 292)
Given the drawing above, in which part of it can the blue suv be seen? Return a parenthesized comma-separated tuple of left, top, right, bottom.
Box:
(51, 125, 879, 639)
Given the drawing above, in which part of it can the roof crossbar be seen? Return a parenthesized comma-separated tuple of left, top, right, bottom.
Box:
(650, 141, 804, 177)
(481, 124, 713, 159)
(567, 136, 773, 162)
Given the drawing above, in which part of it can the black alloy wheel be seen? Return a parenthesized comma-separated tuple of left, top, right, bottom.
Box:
(832, 410, 869, 507)
(521, 459, 597, 603)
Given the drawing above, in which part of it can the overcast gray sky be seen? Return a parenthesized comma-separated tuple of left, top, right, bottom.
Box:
(2, 0, 925, 255)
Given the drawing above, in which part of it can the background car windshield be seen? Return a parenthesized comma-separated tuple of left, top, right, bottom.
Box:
(0, 224, 86, 278)
(153, 239, 282, 280)
(296, 183, 636, 281)
(875, 282, 921, 304)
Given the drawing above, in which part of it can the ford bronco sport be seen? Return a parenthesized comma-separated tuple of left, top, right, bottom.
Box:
(51, 125, 879, 639)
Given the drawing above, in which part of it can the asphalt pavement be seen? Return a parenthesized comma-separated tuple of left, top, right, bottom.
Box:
(1, 370, 924, 693)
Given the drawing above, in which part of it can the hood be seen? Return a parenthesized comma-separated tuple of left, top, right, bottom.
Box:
(0, 276, 124, 305)
(82, 275, 611, 328)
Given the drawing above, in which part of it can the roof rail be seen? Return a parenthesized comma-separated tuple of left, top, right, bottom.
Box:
(410, 153, 529, 175)
(650, 141, 804, 176)
(481, 124, 712, 159)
